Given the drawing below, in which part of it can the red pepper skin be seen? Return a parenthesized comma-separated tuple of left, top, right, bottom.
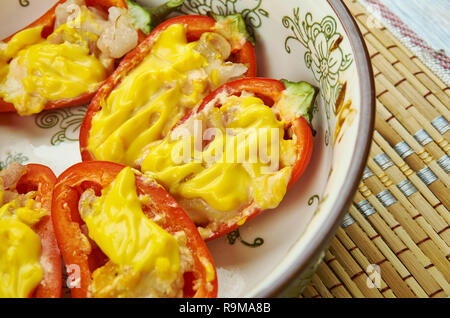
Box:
(178, 77, 314, 241)
(0, 0, 142, 114)
(14, 164, 61, 298)
(79, 14, 257, 161)
(51, 161, 218, 298)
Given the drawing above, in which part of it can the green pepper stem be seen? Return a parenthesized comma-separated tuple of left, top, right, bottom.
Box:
(146, 0, 185, 29)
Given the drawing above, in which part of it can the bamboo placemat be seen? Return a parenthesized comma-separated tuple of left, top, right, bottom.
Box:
(301, 0, 450, 298)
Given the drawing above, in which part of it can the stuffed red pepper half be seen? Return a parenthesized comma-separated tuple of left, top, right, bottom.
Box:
(0, 0, 183, 115)
(139, 77, 317, 240)
(51, 161, 218, 298)
(79, 13, 257, 166)
(0, 162, 61, 298)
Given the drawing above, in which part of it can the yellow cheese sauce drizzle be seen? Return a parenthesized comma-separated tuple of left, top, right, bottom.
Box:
(81, 167, 181, 292)
(87, 23, 240, 167)
(0, 190, 46, 298)
(141, 95, 296, 224)
(0, 6, 108, 115)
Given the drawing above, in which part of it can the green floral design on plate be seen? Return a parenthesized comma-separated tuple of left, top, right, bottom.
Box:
(324, 128, 330, 146)
(282, 8, 353, 119)
(226, 228, 264, 248)
(180, 0, 269, 36)
(0, 152, 29, 170)
(307, 194, 320, 206)
(18, 0, 30, 7)
(35, 105, 88, 145)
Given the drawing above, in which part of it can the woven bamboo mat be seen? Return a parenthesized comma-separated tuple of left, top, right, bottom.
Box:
(301, 0, 450, 298)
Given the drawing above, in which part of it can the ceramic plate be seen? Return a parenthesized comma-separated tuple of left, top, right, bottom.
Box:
(0, 0, 374, 297)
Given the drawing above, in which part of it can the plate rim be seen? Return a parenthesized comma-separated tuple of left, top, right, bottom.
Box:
(264, 0, 376, 297)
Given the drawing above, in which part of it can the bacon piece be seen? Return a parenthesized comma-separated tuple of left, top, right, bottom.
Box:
(0, 162, 27, 190)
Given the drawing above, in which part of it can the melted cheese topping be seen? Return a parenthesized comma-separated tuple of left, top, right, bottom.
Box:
(0, 195, 47, 227)
(141, 94, 296, 225)
(80, 167, 183, 297)
(0, 6, 109, 115)
(87, 23, 247, 167)
(0, 190, 46, 298)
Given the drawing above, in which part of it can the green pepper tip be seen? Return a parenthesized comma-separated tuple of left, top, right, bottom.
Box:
(211, 12, 255, 46)
(280, 80, 318, 124)
(126, 0, 185, 35)
(166, 0, 185, 8)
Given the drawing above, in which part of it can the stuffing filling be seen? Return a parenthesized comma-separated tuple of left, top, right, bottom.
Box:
(0, 163, 46, 298)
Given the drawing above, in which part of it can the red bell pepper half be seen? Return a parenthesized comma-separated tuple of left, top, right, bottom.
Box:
(176, 77, 317, 240)
(79, 14, 257, 161)
(14, 164, 62, 298)
(51, 161, 218, 298)
(0, 0, 130, 113)
(0, 0, 184, 114)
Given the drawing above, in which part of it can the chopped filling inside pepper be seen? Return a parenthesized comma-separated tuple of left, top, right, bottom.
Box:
(87, 22, 248, 167)
(0, 0, 138, 115)
(0, 163, 46, 298)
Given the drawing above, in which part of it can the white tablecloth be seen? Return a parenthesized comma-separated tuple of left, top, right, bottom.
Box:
(359, 0, 450, 85)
